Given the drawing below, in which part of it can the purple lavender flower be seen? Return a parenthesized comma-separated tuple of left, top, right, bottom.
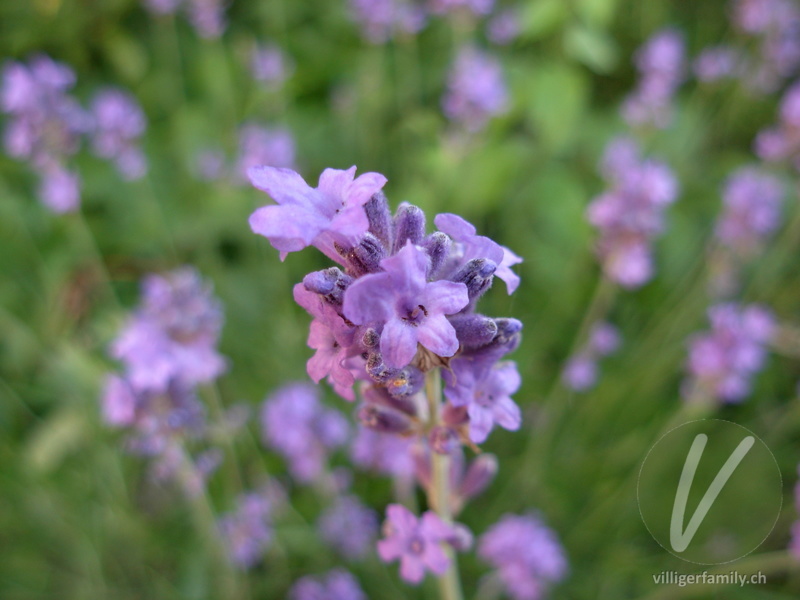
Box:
(318, 495, 379, 559)
(343, 242, 469, 368)
(487, 8, 521, 45)
(693, 46, 742, 82)
(349, 0, 427, 43)
(562, 354, 597, 392)
(442, 359, 521, 443)
(587, 137, 679, 288)
(187, 0, 226, 38)
(194, 147, 226, 181)
(715, 167, 783, 257)
(142, 0, 181, 14)
(685, 303, 775, 403)
(442, 45, 509, 132)
(89, 88, 147, 180)
(351, 426, 416, 479)
(755, 82, 800, 168)
(733, 0, 800, 91)
(111, 268, 227, 394)
(38, 166, 81, 213)
(562, 322, 621, 392)
(260, 383, 349, 483)
(622, 28, 686, 128)
(377, 504, 456, 584)
(429, 0, 494, 16)
(2, 55, 89, 212)
(249, 165, 387, 261)
(249, 44, 293, 86)
(290, 569, 366, 600)
(434, 213, 522, 294)
(235, 124, 295, 182)
(218, 490, 274, 569)
(478, 513, 568, 600)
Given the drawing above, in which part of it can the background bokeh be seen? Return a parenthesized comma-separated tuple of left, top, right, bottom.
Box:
(1, 0, 799, 598)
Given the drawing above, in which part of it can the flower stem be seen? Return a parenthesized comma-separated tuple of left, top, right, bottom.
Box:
(425, 368, 464, 600)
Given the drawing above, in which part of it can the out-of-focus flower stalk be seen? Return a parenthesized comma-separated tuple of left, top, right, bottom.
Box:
(426, 368, 464, 600)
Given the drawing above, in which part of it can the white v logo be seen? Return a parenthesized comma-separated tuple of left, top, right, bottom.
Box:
(670, 433, 755, 552)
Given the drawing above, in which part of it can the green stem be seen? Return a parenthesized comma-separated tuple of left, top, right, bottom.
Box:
(425, 369, 464, 600)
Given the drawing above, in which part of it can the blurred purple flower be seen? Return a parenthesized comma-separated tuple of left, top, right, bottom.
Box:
(349, 0, 427, 43)
(443, 359, 521, 443)
(685, 303, 775, 403)
(187, 0, 226, 38)
(2, 55, 89, 212)
(235, 124, 295, 181)
(442, 45, 509, 132)
(249, 45, 293, 86)
(290, 569, 366, 600)
(429, 0, 494, 16)
(318, 495, 379, 559)
(715, 166, 783, 257)
(622, 28, 685, 128)
(693, 46, 742, 82)
(755, 82, 800, 168)
(218, 490, 275, 569)
(587, 137, 679, 288)
(38, 166, 81, 213)
(487, 8, 521, 45)
(260, 383, 349, 483)
(111, 268, 227, 394)
(89, 88, 148, 180)
(351, 426, 416, 479)
(478, 513, 568, 600)
(562, 354, 597, 392)
(377, 504, 456, 584)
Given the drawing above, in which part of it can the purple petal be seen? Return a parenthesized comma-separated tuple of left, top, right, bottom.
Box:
(381, 318, 419, 368)
(434, 213, 476, 238)
(417, 314, 460, 358)
(421, 280, 469, 315)
(342, 273, 395, 324)
(399, 555, 426, 584)
(247, 166, 316, 207)
(467, 404, 493, 443)
(248, 204, 326, 252)
(492, 396, 522, 431)
(348, 171, 389, 206)
(381, 242, 428, 297)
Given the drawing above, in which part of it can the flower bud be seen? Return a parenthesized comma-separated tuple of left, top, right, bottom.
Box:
(392, 203, 426, 253)
(430, 426, 460, 454)
(452, 258, 496, 303)
(422, 232, 452, 278)
(459, 453, 498, 500)
(303, 267, 353, 305)
(450, 314, 498, 348)
(357, 404, 414, 434)
(348, 233, 386, 276)
(446, 523, 474, 552)
(365, 191, 393, 250)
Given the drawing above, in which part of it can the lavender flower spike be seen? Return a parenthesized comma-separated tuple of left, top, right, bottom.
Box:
(343, 242, 469, 368)
(248, 165, 387, 262)
(290, 569, 366, 600)
(377, 504, 456, 584)
(479, 513, 568, 600)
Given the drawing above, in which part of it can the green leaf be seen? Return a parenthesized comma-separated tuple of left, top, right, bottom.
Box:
(521, 0, 570, 40)
(525, 62, 590, 152)
(564, 25, 619, 73)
